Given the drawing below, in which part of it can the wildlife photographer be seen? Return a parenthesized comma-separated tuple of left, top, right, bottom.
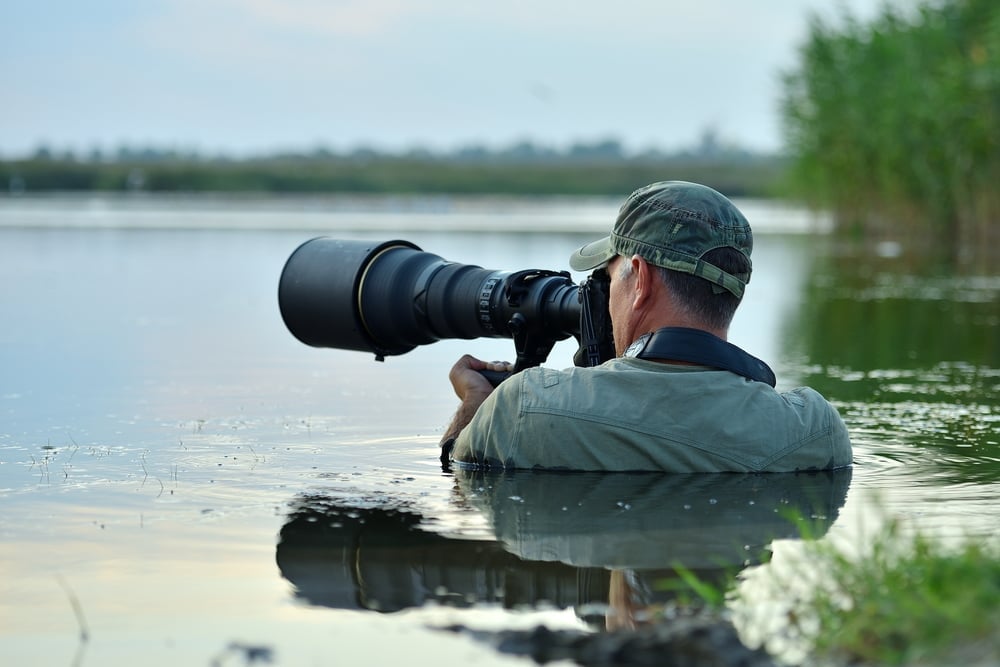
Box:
(440, 181, 852, 472)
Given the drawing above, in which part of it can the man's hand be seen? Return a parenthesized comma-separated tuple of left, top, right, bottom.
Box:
(440, 355, 513, 467)
(448, 354, 512, 402)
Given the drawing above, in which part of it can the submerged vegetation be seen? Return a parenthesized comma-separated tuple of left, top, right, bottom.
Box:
(781, 0, 1000, 259)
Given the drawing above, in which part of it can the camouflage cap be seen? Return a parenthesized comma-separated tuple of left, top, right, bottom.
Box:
(569, 181, 753, 298)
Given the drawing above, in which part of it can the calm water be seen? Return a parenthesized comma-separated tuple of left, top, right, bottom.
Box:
(0, 194, 997, 666)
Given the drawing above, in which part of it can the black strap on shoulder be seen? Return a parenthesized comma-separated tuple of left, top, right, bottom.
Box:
(626, 327, 776, 386)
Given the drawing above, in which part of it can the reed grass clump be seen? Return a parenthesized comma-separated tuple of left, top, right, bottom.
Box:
(782, 0, 1000, 262)
(669, 515, 1000, 665)
(727, 519, 1000, 666)
(799, 524, 1000, 665)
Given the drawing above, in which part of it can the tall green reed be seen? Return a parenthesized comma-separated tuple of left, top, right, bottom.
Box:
(782, 0, 999, 264)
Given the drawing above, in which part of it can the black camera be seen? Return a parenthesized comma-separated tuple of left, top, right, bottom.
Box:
(278, 238, 614, 372)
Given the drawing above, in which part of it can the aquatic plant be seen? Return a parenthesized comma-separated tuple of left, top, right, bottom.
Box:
(781, 0, 1000, 263)
(730, 518, 1000, 666)
(805, 528, 999, 665)
(662, 511, 1000, 665)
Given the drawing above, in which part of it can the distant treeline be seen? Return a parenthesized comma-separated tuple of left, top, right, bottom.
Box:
(17, 131, 767, 167)
(1, 147, 786, 199)
(782, 0, 999, 256)
(1, 133, 784, 198)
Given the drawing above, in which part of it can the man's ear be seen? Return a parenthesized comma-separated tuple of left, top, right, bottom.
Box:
(631, 255, 654, 309)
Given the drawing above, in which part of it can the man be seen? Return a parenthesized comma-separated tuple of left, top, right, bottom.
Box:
(439, 181, 852, 472)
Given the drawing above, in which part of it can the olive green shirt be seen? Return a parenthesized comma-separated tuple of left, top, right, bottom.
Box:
(452, 357, 852, 472)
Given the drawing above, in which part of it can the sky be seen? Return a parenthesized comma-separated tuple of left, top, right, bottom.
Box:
(1, 0, 891, 159)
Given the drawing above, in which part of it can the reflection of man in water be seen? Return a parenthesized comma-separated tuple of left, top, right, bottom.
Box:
(440, 181, 852, 471)
(277, 469, 851, 612)
(276, 468, 852, 646)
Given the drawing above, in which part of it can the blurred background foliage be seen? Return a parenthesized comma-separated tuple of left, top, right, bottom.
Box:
(781, 0, 999, 262)
(0, 150, 784, 199)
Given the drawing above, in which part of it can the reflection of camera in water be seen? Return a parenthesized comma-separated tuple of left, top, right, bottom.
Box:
(276, 469, 852, 622)
(275, 499, 609, 615)
(278, 238, 615, 371)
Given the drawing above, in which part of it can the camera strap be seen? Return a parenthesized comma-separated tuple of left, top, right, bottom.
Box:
(625, 327, 776, 386)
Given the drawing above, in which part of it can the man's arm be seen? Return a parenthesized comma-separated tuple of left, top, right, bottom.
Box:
(439, 355, 511, 464)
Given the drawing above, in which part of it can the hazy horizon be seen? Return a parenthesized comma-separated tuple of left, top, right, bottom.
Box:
(3, 1, 890, 159)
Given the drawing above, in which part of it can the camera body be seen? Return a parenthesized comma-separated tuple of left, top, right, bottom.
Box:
(278, 238, 614, 371)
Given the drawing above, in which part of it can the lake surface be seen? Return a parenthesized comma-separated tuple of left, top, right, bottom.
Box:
(1, 194, 997, 666)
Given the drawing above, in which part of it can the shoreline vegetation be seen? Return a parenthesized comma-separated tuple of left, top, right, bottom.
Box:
(0, 139, 785, 201)
(730, 518, 1000, 666)
(781, 0, 999, 264)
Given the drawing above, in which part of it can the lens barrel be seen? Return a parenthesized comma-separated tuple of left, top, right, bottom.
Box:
(278, 237, 580, 360)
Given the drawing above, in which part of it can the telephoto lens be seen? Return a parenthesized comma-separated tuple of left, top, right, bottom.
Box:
(278, 237, 581, 362)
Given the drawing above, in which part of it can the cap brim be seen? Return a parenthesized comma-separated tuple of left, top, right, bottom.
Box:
(569, 236, 614, 271)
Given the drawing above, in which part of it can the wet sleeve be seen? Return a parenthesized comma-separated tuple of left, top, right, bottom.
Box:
(452, 374, 525, 468)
